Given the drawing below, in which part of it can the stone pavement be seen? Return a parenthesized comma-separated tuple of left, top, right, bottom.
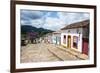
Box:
(21, 43, 61, 63)
(46, 44, 79, 61)
(56, 45, 88, 60)
(21, 43, 88, 63)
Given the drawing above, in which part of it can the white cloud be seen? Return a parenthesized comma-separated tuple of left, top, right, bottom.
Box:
(30, 18, 44, 28)
(42, 17, 66, 31)
(41, 12, 90, 31)
(21, 10, 90, 31)
(57, 12, 90, 25)
(21, 10, 44, 19)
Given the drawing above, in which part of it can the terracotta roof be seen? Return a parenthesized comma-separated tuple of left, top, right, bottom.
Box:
(61, 20, 89, 30)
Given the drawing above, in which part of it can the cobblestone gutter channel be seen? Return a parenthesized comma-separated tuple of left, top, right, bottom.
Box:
(47, 48, 64, 61)
(56, 46, 88, 60)
(45, 44, 79, 61)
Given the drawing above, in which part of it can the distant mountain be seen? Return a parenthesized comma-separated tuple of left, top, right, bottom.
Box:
(21, 25, 53, 37)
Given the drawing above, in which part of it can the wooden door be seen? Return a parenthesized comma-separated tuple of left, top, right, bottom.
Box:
(67, 35, 71, 48)
(82, 38, 89, 55)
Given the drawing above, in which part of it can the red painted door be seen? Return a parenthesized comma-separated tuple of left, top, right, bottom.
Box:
(82, 38, 89, 55)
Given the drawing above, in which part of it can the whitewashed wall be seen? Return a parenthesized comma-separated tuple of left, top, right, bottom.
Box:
(61, 28, 83, 52)
(52, 33, 61, 44)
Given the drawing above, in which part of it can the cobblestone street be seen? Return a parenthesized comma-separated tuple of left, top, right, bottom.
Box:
(21, 43, 80, 63)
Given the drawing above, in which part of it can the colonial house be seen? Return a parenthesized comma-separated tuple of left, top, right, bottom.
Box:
(44, 30, 63, 45)
(43, 33, 53, 44)
(61, 20, 89, 55)
(52, 30, 62, 45)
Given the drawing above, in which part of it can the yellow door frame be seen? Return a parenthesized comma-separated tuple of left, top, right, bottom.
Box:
(67, 35, 71, 48)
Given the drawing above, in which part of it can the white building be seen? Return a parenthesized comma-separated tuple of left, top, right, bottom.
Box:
(61, 20, 89, 55)
(52, 30, 62, 45)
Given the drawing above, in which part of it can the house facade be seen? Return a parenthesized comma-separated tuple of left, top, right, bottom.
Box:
(43, 33, 53, 44)
(61, 20, 89, 55)
(52, 31, 62, 45)
(61, 28, 83, 52)
(44, 30, 63, 45)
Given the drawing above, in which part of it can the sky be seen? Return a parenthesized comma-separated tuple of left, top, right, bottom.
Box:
(21, 9, 90, 31)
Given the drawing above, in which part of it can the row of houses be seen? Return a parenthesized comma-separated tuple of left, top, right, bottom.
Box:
(44, 20, 89, 55)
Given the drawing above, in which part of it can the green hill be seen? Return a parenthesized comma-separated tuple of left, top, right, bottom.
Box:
(21, 25, 53, 38)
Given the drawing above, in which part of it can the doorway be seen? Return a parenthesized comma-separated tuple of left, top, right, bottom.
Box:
(67, 35, 71, 48)
(73, 36, 78, 49)
(82, 38, 89, 55)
